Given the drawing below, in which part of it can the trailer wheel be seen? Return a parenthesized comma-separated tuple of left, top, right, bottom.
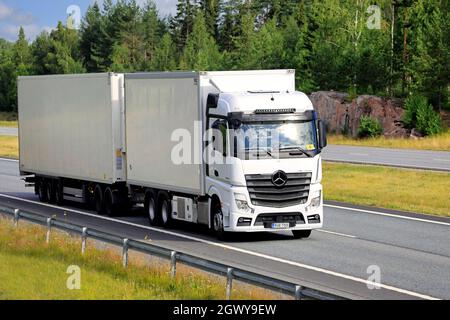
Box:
(292, 230, 312, 239)
(94, 185, 105, 215)
(38, 179, 48, 203)
(104, 187, 119, 217)
(145, 191, 159, 226)
(158, 193, 172, 228)
(46, 180, 56, 204)
(55, 180, 64, 205)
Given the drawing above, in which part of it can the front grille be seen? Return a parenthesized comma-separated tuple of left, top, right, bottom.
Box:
(246, 172, 312, 207)
(255, 213, 305, 227)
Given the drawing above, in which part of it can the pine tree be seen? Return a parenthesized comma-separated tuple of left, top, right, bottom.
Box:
(141, 0, 162, 70)
(152, 33, 177, 71)
(12, 27, 32, 75)
(408, 0, 449, 111)
(170, 0, 196, 52)
(79, 3, 106, 71)
(180, 11, 222, 70)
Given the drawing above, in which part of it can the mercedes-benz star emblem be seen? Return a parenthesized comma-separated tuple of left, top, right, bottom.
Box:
(272, 170, 288, 187)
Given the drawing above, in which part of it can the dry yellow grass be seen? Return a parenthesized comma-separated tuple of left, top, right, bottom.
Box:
(0, 120, 18, 128)
(328, 132, 450, 151)
(0, 136, 18, 158)
(0, 219, 279, 300)
(323, 162, 450, 217)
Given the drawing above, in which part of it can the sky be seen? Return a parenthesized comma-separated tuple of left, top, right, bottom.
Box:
(0, 0, 178, 42)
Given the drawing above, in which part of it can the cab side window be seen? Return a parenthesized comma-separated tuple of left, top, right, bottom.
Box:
(211, 118, 228, 157)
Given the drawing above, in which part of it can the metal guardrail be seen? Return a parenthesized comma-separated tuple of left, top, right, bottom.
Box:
(0, 204, 346, 300)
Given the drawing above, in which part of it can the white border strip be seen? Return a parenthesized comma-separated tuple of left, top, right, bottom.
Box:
(325, 204, 450, 226)
(0, 193, 438, 300)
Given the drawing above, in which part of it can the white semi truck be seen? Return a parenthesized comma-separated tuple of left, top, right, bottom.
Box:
(18, 70, 327, 239)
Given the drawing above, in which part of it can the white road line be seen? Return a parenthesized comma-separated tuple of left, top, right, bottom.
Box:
(325, 204, 450, 227)
(433, 158, 450, 162)
(0, 193, 438, 300)
(0, 158, 19, 163)
(317, 229, 356, 238)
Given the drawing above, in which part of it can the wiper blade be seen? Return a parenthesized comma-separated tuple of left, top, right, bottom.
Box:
(244, 148, 275, 158)
(278, 146, 312, 158)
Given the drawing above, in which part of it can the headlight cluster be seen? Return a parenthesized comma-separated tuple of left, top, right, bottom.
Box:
(306, 191, 321, 212)
(234, 193, 254, 214)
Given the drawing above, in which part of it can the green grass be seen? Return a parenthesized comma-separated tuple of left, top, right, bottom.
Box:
(0, 112, 18, 127)
(328, 131, 450, 151)
(0, 221, 275, 300)
(0, 136, 18, 158)
(323, 162, 450, 217)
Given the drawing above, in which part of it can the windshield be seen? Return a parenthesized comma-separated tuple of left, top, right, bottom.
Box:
(233, 121, 318, 158)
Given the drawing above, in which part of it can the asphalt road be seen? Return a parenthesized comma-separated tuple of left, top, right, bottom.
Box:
(322, 145, 450, 171)
(0, 158, 449, 300)
(0, 127, 18, 136)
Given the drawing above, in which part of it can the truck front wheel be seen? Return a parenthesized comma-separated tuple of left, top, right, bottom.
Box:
(211, 201, 227, 240)
(292, 230, 312, 239)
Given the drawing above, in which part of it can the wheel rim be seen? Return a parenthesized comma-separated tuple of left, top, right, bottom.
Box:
(213, 211, 223, 232)
(162, 201, 169, 224)
(148, 199, 155, 221)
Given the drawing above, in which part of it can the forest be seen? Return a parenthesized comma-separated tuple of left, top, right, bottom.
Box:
(0, 0, 448, 115)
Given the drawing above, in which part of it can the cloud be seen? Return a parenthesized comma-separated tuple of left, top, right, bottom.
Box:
(0, 1, 35, 25)
(0, 1, 47, 41)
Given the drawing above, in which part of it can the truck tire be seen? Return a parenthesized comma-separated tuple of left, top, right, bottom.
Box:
(158, 193, 172, 228)
(292, 230, 312, 239)
(94, 185, 105, 215)
(55, 180, 64, 205)
(104, 187, 119, 217)
(46, 180, 56, 204)
(145, 191, 159, 226)
(211, 200, 227, 240)
(38, 179, 48, 203)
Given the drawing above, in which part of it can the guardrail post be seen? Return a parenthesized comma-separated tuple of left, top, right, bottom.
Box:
(170, 251, 177, 278)
(295, 285, 303, 300)
(81, 227, 87, 254)
(226, 268, 234, 300)
(122, 239, 129, 267)
(13, 209, 20, 227)
(46, 218, 52, 244)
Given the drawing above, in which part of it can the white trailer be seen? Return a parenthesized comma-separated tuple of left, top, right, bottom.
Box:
(18, 70, 327, 239)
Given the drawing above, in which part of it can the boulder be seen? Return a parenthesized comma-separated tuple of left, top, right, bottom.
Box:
(309, 91, 408, 138)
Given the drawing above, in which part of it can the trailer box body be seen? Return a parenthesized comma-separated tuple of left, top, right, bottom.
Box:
(18, 73, 126, 184)
(124, 72, 204, 195)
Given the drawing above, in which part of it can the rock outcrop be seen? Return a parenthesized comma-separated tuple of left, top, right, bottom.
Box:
(309, 91, 408, 137)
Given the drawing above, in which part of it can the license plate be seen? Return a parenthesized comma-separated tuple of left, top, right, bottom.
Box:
(271, 223, 290, 229)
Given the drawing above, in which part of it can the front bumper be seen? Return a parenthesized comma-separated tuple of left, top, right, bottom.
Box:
(223, 184, 324, 232)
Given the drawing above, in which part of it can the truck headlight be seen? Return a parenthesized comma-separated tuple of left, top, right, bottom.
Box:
(234, 193, 254, 214)
(306, 191, 321, 212)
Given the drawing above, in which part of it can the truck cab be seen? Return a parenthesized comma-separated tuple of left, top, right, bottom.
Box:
(205, 89, 327, 239)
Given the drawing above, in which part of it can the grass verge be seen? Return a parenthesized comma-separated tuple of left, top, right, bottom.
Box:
(323, 162, 450, 217)
(0, 220, 276, 300)
(328, 132, 450, 151)
(0, 136, 18, 159)
(0, 112, 18, 127)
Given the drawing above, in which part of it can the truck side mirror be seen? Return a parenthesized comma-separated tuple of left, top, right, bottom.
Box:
(207, 93, 219, 110)
(318, 120, 327, 149)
